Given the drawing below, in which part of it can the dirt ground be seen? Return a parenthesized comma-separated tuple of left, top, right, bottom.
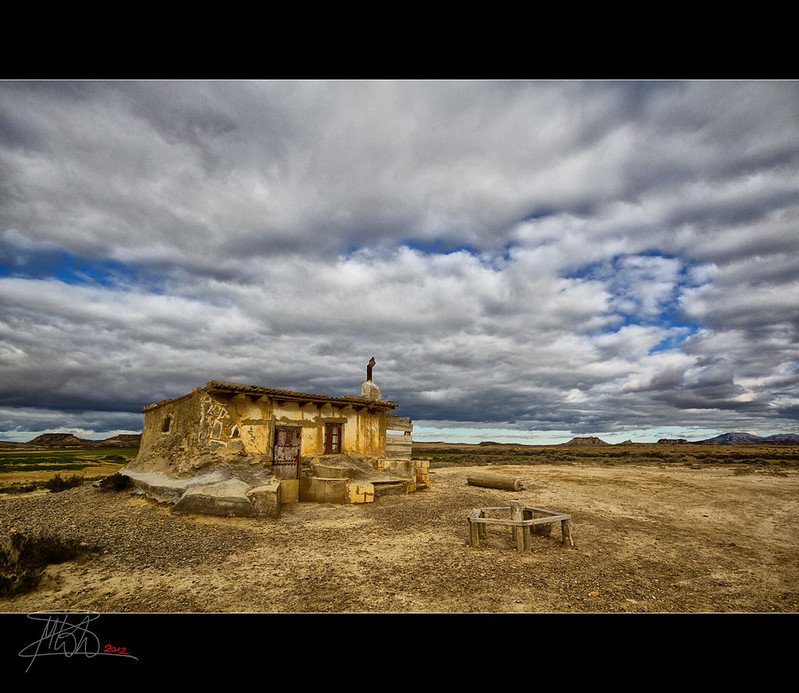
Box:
(1, 460, 798, 614)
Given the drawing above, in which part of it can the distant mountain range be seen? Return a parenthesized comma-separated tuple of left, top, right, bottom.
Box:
(0, 433, 141, 449)
(695, 432, 799, 444)
(1, 430, 797, 450)
(568, 432, 799, 446)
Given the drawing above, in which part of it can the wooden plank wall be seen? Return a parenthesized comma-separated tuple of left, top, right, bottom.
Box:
(386, 414, 413, 460)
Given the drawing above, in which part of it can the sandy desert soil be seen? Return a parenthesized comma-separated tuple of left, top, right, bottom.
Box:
(1, 460, 798, 614)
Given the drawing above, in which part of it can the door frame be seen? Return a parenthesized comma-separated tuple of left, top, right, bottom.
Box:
(324, 422, 343, 454)
(273, 424, 302, 502)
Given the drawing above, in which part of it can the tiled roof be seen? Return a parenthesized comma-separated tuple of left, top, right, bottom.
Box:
(143, 380, 398, 412)
(205, 380, 398, 408)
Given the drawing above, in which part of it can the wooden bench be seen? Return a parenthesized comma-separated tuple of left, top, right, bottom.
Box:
(468, 500, 574, 552)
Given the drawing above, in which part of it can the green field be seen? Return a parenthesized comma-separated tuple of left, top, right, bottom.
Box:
(0, 448, 138, 475)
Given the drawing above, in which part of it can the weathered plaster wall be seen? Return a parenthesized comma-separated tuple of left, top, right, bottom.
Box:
(132, 392, 211, 476)
(125, 382, 412, 513)
(135, 389, 388, 471)
(213, 393, 387, 459)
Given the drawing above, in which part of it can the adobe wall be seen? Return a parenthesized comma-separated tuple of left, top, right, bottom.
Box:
(132, 388, 388, 474)
(210, 391, 387, 459)
(124, 384, 409, 513)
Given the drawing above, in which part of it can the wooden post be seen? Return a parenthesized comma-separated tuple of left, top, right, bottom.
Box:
(561, 517, 574, 546)
(510, 500, 525, 552)
(469, 520, 480, 547)
(468, 509, 481, 547)
(522, 508, 532, 551)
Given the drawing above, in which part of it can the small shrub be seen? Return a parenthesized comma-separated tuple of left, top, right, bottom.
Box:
(45, 473, 84, 493)
(97, 472, 132, 491)
(0, 531, 99, 598)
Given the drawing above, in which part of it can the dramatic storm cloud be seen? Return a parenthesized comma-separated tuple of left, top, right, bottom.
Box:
(1, 80, 798, 443)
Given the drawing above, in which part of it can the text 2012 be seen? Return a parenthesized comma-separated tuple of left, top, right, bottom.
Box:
(104, 644, 130, 655)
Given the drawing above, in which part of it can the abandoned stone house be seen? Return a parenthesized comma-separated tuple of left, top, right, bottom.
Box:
(121, 364, 426, 518)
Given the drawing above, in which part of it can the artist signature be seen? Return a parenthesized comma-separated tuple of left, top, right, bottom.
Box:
(18, 611, 138, 672)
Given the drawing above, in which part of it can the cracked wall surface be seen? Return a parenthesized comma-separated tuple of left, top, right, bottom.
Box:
(129, 386, 395, 477)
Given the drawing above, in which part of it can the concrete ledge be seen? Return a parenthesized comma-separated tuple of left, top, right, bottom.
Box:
(372, 480, 412, 497)
(122, 468, 284, 518)
(312, 462, 350, 478)
(124, 469, 229, 504)
(300, 477, 348, 504)
(172, 494, 255, 517)
(172, 478, 255, 517)
(300, 476, 375, 504)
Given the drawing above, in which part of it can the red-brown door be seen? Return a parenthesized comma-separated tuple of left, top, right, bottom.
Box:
(273, 426, 302, 479)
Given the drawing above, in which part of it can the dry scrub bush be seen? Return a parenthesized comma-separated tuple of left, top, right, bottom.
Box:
(0, 530, 100, 597)
(45, 473, 84, 493)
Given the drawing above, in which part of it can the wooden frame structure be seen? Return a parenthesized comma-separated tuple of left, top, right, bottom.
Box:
(468, 500, 574, 552)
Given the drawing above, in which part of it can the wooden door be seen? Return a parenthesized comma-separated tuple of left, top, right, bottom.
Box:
(273, 426, 302, 480)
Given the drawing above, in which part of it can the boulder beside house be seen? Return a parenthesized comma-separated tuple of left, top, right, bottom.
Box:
(121, 369, 422, 518)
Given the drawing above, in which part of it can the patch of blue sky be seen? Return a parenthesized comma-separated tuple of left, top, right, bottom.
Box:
(648, 311, 701, 353)
(568, 249, 696, 283)
(520, 207, 560, 223)
(399, 238, 517, 270)
(1, 247, 145, 288)
(566, 250, 704, 347)
(400, 238, 482, 256)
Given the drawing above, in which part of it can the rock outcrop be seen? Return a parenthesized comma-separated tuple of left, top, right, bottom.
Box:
(564, 436, 609, 446)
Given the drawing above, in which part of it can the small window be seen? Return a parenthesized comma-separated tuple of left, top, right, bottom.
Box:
(161, 415, 172, 433)
(325, 423, 342, 454)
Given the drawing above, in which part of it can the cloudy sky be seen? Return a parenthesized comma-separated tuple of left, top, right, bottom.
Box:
(1, 80, 798, 444)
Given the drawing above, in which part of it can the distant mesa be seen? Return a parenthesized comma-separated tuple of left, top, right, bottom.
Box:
(563, 436, 608, 446)
(657, 438, 689, 444)
(28, 433, 86, 447)
(9, 433, 142, 449)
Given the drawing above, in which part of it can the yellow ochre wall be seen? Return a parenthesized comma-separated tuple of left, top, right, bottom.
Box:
(260, 398, 386, 458)
(142, 388, 388, 461)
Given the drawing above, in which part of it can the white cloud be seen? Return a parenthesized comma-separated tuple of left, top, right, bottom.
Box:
(1, 80, 798, 440)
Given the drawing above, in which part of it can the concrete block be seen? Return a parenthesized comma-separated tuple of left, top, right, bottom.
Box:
(347, 483, 375, 504)
(300, 477, 349, 504)
(379, 459, 415, 478)
(246, 483, 282, 518)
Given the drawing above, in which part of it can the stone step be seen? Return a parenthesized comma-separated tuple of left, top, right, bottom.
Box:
(371, 480, 410, 497)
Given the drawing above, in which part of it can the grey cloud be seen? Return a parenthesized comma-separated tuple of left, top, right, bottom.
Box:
(1, 80, 798, 441)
